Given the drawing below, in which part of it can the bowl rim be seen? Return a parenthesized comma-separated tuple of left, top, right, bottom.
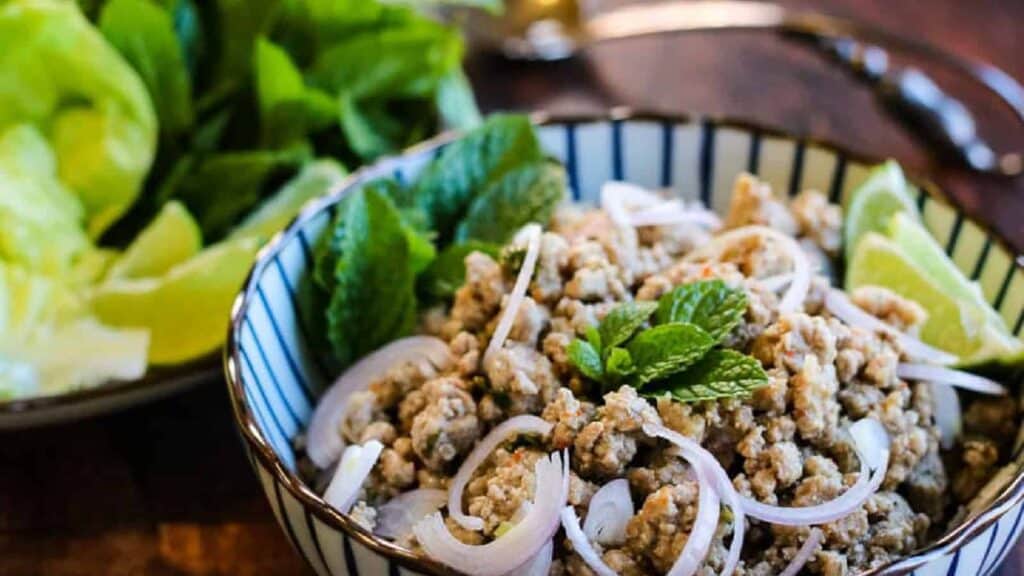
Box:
(225, 108, 1024, 576)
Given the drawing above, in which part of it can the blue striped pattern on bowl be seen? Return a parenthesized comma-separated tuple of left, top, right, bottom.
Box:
(226, 112, 1024, 576)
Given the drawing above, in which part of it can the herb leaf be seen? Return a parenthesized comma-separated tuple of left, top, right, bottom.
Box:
(627, 323, 716, 386)
(605, 347, 635, 384)
(655, 280, 747, 342)
(599, 301, 658, 351)
(454, 159, 566, 244)
(324, 185, 417, 368)
(654, 349, 769, 403)
(585, 326, 602, 351)
(412, 114, 543, 242)
(417, 240, 501, 301)
(568, 339, 604, 382)
(99, 0, 193, 135)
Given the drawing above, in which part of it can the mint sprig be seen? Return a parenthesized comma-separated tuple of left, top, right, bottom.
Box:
(627, 323, 714, 385)
(567, 280, 768, 403)
(656, 350, 769, 403)
(655, 279, 747, 342)
(598, 301, 658, 350)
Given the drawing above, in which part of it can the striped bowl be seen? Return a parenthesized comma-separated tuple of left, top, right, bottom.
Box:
(226, 111, 1024, 576)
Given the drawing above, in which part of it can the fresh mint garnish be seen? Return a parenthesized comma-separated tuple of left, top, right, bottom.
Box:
(604, 347, 636, 384)
(567, 339, 603, 382)
(653, 349, 769, 403)
(418, 240, 501, 302)
(627, 323, 715, 385)
(598, 301, 658, 351)
(567, 281, 768, 403)
(322, 185, 418, 368)
(655, 280, 747, 343)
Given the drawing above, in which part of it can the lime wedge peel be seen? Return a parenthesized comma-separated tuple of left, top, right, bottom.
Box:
(844, 162, 1024, 366)
(106, 200, 202, 280)
(90, 237, 260, 365)
(843, 160, 919, 262)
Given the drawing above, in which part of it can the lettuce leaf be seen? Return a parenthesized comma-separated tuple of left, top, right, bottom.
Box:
(0, 0, 156, 237)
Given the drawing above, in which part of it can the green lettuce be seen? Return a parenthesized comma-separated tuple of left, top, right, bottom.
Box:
(0, 0, 157, 236)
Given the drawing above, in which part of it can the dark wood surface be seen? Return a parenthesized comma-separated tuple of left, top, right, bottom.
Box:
(2, 1, 1023, 574)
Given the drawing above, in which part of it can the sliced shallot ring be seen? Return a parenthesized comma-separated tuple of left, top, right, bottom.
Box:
(412, 451, 569, 576)
(683, 225, 810, 315)
(449, 415, 554, 531)
(306, 336, 451, 468)
(824, 289, 958, 365)
(484, 223, 542, 365)
(507, 539, 554, 576)
(779, 528, 823, 576)
(897, 363, 1007, 395)
(375, 489, 448, 540)
(738, 418, 890, 526)
(628, 202, 722, 230)
(323, 440, 384, 514)
(583, 478, 633, 546)
(643, 422, 744, 576)
(561, 506, 617, 576)
(601, 181, 663, 228)
(930, 381, 962, 450)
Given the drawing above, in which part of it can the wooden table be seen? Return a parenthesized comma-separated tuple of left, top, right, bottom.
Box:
(2, 0, 1023, 574)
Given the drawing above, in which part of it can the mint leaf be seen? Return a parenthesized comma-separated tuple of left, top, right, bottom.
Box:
(418, 240, 501, 302)
(454, 160, 566, 244)
(627, 323, 715, 386)
(653, 349, 769, 403)
(655, 280, 747, 343)
(412, 114, 543, 242)
(585, 326, 602, 351)
(568, 339, 603, 382)
(599, 301, 658, 351)
(100, 0, 193, 135)
(324, 186, 418, 367)
(605, 347, 635, 384)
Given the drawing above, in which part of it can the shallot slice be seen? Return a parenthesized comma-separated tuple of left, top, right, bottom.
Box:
(683, 225, 810, 315)
(413, 451, 569, 576)
(779, 529, 823, 576)
(306, 336, 451, 468)
(601, 181, 663, 228)
(323, 440, 384, 514)
(507, 539, 553, 576)
(897, 363, 1007, 395)
(375, 489, 448, 540)
(738, 418, 890, 526)
(561, 507, 617, 576)
(484, 223, 542, 366)
(930, 382, 962, 450)
(824, 289, 958, 365)
(643, 423, 744, 576)
(583, 478, 633, 546)
(449, 415, 553, 531)
(628, 201, 722, 230)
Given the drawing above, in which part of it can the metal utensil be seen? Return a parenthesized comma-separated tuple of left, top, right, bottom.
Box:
(495, 0, 1024, 177)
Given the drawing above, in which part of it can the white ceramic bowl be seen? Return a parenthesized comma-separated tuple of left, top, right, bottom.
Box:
(226, 111, 1024, 576)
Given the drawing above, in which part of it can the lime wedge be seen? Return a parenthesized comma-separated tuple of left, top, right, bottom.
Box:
(847, 232, 993, 359)
(886, 212, 1023, 363)
(106, 201, 202, 280)
(843, 160, 919, 263)
(90, 237, 260, 365)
